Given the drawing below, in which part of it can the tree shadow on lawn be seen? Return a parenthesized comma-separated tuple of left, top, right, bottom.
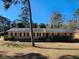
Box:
(35, 46, 79, 50)
(0, 51, 8, 56)
(59, 55, 79, 59)
(0, 53, 48, 59)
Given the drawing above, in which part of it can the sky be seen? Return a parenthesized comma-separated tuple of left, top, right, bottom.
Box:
(0, 0, 79, 24)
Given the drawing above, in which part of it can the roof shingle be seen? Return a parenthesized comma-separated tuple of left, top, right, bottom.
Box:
(7, 28, 73, 33)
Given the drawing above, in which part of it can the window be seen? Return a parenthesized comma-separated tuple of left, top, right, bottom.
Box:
(65, 33, 66, 36)
(38, 33, 41, 36)
(33, 33, 35, 36)
(58, 33, 59, 36)
(43, 33, 45, 36)
(11, 33, 13, 36)
(15, 33, 16, 36)
(27, 33, 29, 36)
(37, 33, 38, 36)
(70, 33, 72, 35)
(52, 33, 53, 36)
(37, 33, 41, 36)
(20, 33, 22, 36)
(41, 33, 43, 36)
(24, 33, 25, 36)
(46, 33, 49, 37)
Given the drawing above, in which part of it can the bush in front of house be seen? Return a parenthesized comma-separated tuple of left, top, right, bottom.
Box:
(4, 35, 14, 41)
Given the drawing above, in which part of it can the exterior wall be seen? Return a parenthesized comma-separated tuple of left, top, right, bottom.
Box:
(74, 33, 79, 39)
(73, 30, 79, 39)
(8, 32, 30, 39)
(8, 32, 72, 40)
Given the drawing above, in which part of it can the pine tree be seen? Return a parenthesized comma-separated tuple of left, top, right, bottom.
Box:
(18, 1, 29, 28)
(2, 0, 35, 47)
(74, 9, 79, 29)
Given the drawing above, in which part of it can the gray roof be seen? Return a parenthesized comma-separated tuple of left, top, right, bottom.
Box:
(45, 29, 73, 33)
(7, 28, 73, 33)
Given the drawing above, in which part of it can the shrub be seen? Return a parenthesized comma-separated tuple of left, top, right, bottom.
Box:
(4, 32, 8, 35)
(4, 35, 14, 41)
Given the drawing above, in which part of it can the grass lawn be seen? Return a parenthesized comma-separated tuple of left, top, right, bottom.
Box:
(0, 41, 79, 59)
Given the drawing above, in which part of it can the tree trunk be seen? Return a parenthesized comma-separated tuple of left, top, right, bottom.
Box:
(28, 0, 35, 47)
